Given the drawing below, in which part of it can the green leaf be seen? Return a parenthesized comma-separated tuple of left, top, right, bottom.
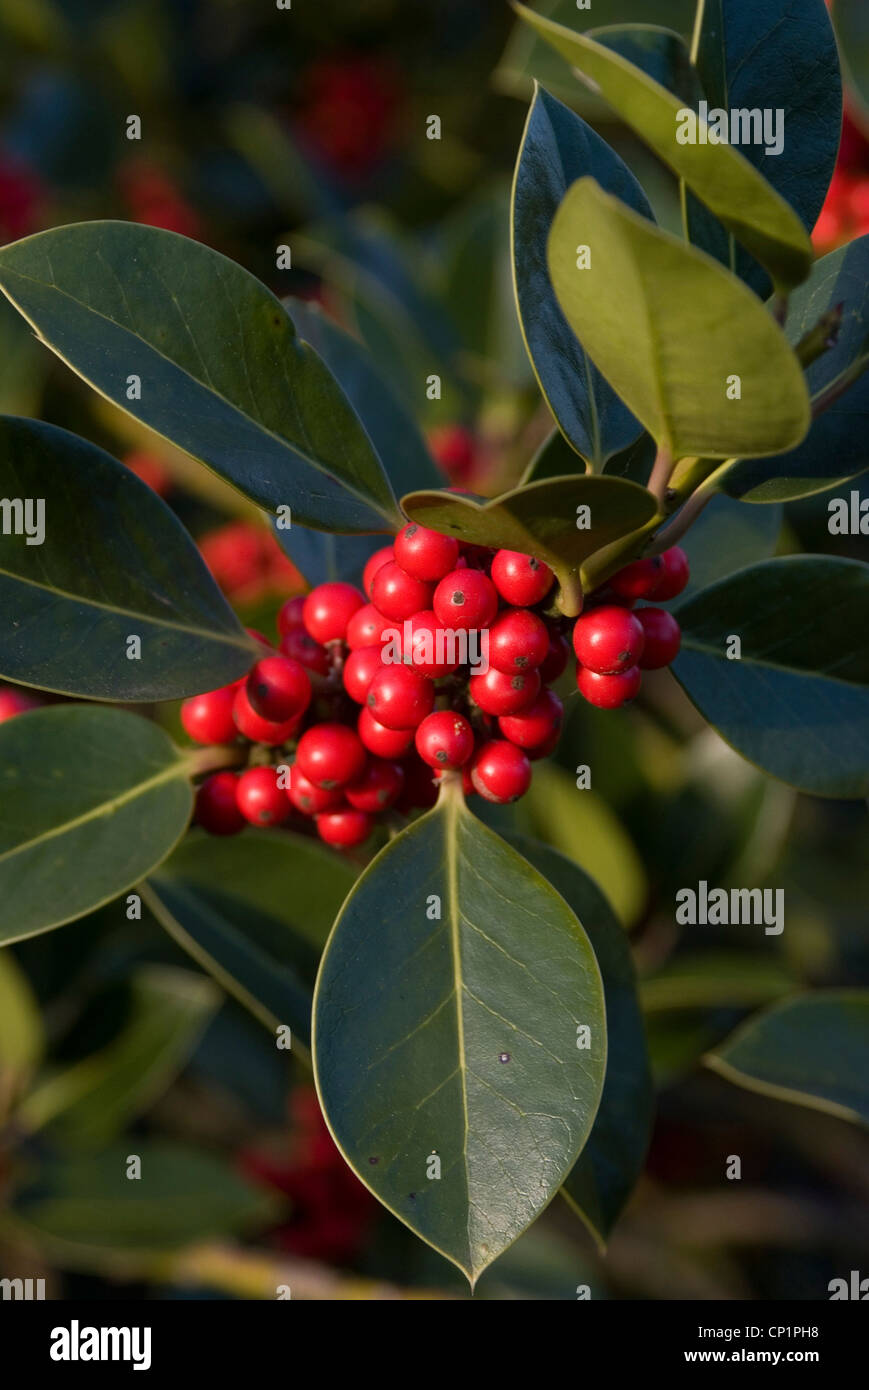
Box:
(673, 557, 869, 797)
(516, 762, 648, 926)
(0, 706, 192, 943)
(514, 2, 814, 290)
(513, 86, 651, 467)
(686, 0, 841, 298)
(706, 990, 869, 1126)
(506, 834, 651, 1248)
(666, 492, 782, 600)
(9, 1141, 271, 1256)
(521, 428, 587, 485)
(0, 950, 44, 1098)
(836, 0, 869, 131)
(641, 952, 796, 1013)
(19, 966, 218, 1146)
(273, 525, 384, 591)
(590, 23, 701, 103)
(0, 222, 401, 532)
(312, 782, 607, 1286)
(724, 238, 869, 501)
(0, 416, 256, 700)
(548, 179, 811, 459)
(401, 475, 657, 600)
(145, 830, 357, 1043)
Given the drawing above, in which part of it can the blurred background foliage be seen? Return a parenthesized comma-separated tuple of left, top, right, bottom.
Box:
(0, 0, 866, 1300)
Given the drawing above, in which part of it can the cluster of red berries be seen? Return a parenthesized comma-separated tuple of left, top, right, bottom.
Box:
(185, 521, 688, 850)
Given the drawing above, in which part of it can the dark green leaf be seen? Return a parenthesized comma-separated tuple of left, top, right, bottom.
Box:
(0, 951, 43, 1094)
(313, 782, 606, 1285)
(513, 86, 651, 466)
(836, 0, 869, 131)
(506, 834, 651, 1248)
(673, 557, 869, 797)
(514, 2, 814, 290)
(548, 179, 811, 459)
(0, 706, 192, 943)
(273, 525, 384, 590)
(641, 952, 796, 1012)
(686, 0, 841, 298)
(706, 990, 869, 1125)
(521, 428, 587, 485)
(668, 493, 782, 599)
(145, 830, 357, 1044)
(0, 416, 255, 699)
(19, 966, 218, 1147)
(0, 222, 401, 531)
(401, 475, 657, 599)
(590, 23, 701, 103)
(724, 238, 869, 501)
(10, 1142, 272, 1255)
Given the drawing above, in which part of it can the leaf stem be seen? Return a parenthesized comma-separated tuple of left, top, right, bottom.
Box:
(795, 303, 844, 368)
(770, 293, 789, 327)
(647, 446, 675, 506)
(645, 459, 736, 554)
(554, 567, 584, 618)
(183, 743, 248, 779)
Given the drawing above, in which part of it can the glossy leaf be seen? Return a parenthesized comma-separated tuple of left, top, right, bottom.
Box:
(401, 475, 657, 598)
(506, 834, 651, 1247)
(146, 830, 357, 1043)
(548, 179, 811, 459)
(512, 86, 651, 466)
(514, 2, 814, 290)
(590, 23, 701, 103)
(686, 0, 841, 297)
(0, 416, 256, 700)
(0, 706, 192, 943)
(19, 966, 218, 1146)
(706, 990, 869, 1126)
(673, 557, 869, 797)
(521, 428, 587, 485)
(10, 1142, 272, 1255)
(313, 782, 607, 1285)
(666, 493, 782, 600)
(0, 222, 401, 531)
(724, 238, 869, 501)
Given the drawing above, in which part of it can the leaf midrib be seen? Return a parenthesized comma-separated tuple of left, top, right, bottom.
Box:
(680, 635, 869, 688)
(443, 790, 473, 1273)
(0, 760, 187, 867)
(0, 263, 397, 526)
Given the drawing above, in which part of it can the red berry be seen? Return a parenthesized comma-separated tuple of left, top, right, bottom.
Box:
(233, 685, 302, 745)
(433, 567, 498, 630)
(195, 772, 245, 835)
(236, 766, 291, 826)
(371, 561, 433, 621)
(572, 605, 645, 675)
(346, 602, 391, 650)
(469, 666, 541, 716)
(415, 711, 475, 770)
(498, 688, 563, 749)
(636, 607, 681, 669)
(296, 722, 366, 789)
(608, 556, 664, 601)
(343, 645, 385, 704)
(277, 595, 307, 635)
(357, 706, 415, 758)
(303, 582, 364, 644)
(181, 685, 238, 745)
(316, 808, 373, 848)
(539, 629, 570, 683)
(488, 607, 549, 673)
(577, 665, 641, 709)
(648, 546, 690, 601)
(287, 764, 344, 815)
(280, 628, 330, 678)
(526, 726, 562, 761)
(246, 656, 311, 722)
(345, 758, 404, 812)
(393, 522, 459, 582)
(471, 740, 532, 803)
(366, 663, 434, 730)
(490, 550, 553, 606)
(402, 609, 460, 678)
(362, 545, 395, 599)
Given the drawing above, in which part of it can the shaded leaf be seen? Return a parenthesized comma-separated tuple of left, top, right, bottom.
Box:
(0, 950, 43, 1101)
(313, 782, 606, 1285)
(673, 557, 869, 797)
(0, 222, 400, 531)
(706, 990, 869, 1125)
(0, 706, 192, 943)
(641, 952, 796, 1013)
(0, 416, 256, 700)
(548, 179, 811, 459)
(667, 492, 782, 600)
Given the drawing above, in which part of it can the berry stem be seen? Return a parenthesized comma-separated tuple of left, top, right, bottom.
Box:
(183, 743, 248, 779)
(554, 567, 584, 618)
